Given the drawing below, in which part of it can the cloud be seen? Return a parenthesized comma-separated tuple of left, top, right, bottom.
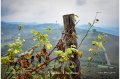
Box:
(75, 0, 119, 27)
(1, 0, 14, 16)
(1, 0, 76, 23)
(76, 0, 87, 6)
(1, 0, 119, 28)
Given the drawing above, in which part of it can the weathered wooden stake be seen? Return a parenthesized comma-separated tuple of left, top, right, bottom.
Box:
(63, 14, 81, 79)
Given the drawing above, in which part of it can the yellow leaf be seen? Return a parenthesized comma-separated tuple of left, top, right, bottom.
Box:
(77, 51, 83, 58)
(24, 54, 32, 59)
(1, 56, 9, 64)
(66, 48, 72, 54)
(97, 42, 105, 51)
(89, 48, 94, 52)
(14, 49, 19, 54)
(46, 42, 52, 49)
(30, 30, 40, 35)
(88, 57, 93, 62)
(70, 64, 74, 68)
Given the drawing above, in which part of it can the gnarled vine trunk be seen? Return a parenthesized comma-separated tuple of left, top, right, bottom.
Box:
(63, 14, 81, 79)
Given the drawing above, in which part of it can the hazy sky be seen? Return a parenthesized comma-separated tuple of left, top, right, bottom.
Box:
(1, 0, 119, 27)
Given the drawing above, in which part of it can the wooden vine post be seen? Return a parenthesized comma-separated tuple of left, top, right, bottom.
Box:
(63, 14, 81, 79)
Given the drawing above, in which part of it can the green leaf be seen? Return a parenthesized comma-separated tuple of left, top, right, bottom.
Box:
(70, 64, 74, 68)
(8, 52, 15, 59)
(46, 42, 52, 49)
(70, 48, 78, 52)
(64, 67, 72, 72)
(97, 34, 104, 40)
(30, 30, 40, 35)
(44, 27, 52, 33)
(40, 34, 48, 42)
(54, 50, 64, 56)
(66, 48, 72, 54)
(1, 56, 9, 64)
(18, 25, 23, 31)
(98, 42, 105, 51)
(63, 56, 68, 61)
(7, 37, 22, 57)
(14, 49, 20, 54)
(11, 67, 16, 74)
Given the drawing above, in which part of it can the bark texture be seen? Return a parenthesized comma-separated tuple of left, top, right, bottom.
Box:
(63, 14, 81, 79)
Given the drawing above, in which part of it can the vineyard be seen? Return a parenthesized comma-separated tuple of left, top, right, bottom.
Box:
(1, 13, 119, 79)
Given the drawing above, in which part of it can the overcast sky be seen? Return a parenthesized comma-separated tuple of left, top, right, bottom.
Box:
(1, 0, 119, 28)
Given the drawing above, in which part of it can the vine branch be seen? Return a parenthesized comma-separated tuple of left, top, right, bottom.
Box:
(33, 56, 60, 72)
(78, 12, 100, 49)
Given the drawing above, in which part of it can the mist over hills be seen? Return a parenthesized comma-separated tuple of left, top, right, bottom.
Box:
(2, 21, 119, 36)
(76, 24, 119, 36)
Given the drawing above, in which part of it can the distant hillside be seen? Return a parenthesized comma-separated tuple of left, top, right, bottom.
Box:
(1, 21, 119, 67)
(76, 24, 119, 36)
(2, 21, 119, 36)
